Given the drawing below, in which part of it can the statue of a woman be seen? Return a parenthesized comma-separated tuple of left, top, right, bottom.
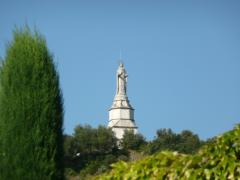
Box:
(116, 63, 128, 95)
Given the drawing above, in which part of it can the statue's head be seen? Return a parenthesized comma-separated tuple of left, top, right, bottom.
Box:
(117, 62, 126, 75)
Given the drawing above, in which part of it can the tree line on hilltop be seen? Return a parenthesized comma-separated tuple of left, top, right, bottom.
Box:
(63, 124, 209, 178)
(93, 125, 240, 179)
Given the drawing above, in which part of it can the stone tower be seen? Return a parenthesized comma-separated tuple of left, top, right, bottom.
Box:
(108, 63, 138, 140)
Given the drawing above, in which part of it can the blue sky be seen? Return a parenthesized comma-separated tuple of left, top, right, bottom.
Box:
(0, 0, 240, 140)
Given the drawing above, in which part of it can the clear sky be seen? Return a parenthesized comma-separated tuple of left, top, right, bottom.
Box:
(0, 0, 240, 140)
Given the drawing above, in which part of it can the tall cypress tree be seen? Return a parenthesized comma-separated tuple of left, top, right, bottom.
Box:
(0, 27, 64, 179)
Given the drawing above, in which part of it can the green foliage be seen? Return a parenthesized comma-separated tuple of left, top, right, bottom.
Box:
(93, 125, 240, 179)
(64, 126, 205, 178)
(64, 124, 126, 178)
(0, 26, 64, 179)
(147, 128, 178, 154)
(96, 125, 118, 153)
(204, 136, 217, 146)
(176, 130, 203, 154)
(71, 124, 118, 155)
(120, 130, 146, 150)
(63, 134, 74, 159)
(146, 128, 202, 154)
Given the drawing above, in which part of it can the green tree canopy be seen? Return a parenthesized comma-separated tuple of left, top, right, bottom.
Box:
(69, 124, 117, 156)
(176, 130, 202, 154)
(120, 130, 146, 150)
(0, 27, 64, 179)
(64, 124, 121, 178)
(147, 128, 202, 154)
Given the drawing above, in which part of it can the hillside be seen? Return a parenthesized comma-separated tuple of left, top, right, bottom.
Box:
(93, 125, 240, 179)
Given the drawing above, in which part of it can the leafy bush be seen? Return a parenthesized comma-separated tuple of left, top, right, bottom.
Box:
(94, 125, 240, 179)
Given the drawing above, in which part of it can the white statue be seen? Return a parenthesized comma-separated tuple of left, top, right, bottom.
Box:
(116, 63, 128, 95)
(109, 62, 138, 140)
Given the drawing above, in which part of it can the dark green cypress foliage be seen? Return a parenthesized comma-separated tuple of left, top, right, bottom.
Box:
(0, 27, 64, 179)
